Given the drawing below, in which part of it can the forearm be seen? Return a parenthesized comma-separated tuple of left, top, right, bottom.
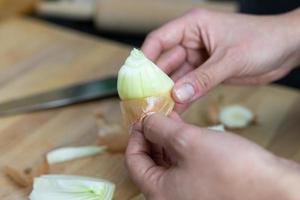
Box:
(280, 8, 300, 68)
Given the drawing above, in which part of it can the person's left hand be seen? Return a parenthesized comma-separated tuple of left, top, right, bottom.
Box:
(125, 113, 300, 200)
(141, 9, 300, 113)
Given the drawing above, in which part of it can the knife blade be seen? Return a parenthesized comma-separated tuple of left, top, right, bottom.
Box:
(0, 76, 118, 117)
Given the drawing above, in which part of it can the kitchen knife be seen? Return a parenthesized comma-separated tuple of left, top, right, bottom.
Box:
(0, 76, 118, 117)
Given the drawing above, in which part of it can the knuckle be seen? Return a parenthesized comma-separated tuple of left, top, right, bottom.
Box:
(147, 30, 159, 40)
(144, 30, 162, 46)
(193, 70, 213, 92)
(170, 126, 194, 150)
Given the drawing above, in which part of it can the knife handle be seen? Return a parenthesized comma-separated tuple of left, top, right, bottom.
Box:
(95, 0, 237, 33)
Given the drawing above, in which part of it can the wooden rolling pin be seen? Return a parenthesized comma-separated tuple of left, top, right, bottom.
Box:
(0, 0, 36, 18)
(95, 0, 237, 33)
(37, 0, 237, 33)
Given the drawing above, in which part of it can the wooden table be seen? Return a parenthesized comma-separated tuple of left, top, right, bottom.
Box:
(0, 18, 299, 200)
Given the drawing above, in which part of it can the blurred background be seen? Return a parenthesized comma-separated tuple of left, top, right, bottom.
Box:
(0, 0, 299, 88)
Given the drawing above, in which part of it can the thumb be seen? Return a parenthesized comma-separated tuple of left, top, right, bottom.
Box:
(172, 54, 236, 103)
(125, 124, 165, 194)
(143, 113, 194, 158)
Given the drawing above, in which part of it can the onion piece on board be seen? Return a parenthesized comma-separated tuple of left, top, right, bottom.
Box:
(29, 175, 115, 200)
(219, 105, 254, 129)
(47, 145, 106, 165)
(208, 124, 225, 132)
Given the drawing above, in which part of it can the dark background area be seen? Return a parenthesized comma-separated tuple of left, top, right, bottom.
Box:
(32, 0, 300, 89)
(238, 0, 300, 88)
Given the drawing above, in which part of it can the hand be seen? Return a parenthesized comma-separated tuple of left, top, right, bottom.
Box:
(126, 113, 300, 200)
(142, 8, 300, 112)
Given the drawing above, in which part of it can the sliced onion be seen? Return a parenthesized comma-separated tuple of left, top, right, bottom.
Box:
(29, 175, 115, 200)
(219, 105, 254, 129)
(47, 146, 106, 165)
(208, 124, 225, 132)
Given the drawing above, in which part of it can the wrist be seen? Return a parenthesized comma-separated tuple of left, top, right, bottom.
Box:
(247, 155, 300, 200)
(275, 158, 300, 200)
(232, 153, 300, 200)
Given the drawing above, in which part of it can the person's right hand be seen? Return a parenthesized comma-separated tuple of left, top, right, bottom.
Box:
(142, 8, 300, 112)
(126, 114, 300, 200)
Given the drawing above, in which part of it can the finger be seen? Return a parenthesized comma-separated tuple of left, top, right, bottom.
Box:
(172, 52, 237, 103)
(174, 102, 191, 114)
(150, 143, 170, 167)
(126, 125, 165, 191)
(156, 46, 186, 74)
(186, 48, 209, 67)
(143, 113, 193, 157)
(171, 49, 208, 81)
(171, 62, 194, 81)
(168, 111, 183, 122)
(141, 19, 186, 61)
(142, 11, 204, 62)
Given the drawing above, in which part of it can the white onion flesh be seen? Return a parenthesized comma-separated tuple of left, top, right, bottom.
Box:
(219, 105, 254, 129)
(29, 175, 115, 200)
(208, 124, 225, 132)
(47, 146, 106, 165)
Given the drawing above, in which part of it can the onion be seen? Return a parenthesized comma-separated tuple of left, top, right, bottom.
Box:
(219, 105, 254, 129)
(47, 146, 106, 164)
(208, 124, 225, 132)
(29, 175, 115, 200)
(117, 49, 175, 126)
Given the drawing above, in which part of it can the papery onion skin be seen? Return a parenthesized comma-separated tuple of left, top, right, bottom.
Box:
(120, 96, 174, 127)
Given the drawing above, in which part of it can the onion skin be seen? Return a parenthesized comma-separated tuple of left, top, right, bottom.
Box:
(120, 96, 174, 129)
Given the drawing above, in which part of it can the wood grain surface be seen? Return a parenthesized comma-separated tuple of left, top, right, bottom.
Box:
(0, 18, 299, 200)
(0, 0, 36, 18)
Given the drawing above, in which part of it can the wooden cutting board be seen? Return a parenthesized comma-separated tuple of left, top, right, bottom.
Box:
(0, 0, 36, 18)
(0, 18, 299, 200)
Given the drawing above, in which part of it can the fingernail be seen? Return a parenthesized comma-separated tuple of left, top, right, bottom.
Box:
(174, 83, 195, 102)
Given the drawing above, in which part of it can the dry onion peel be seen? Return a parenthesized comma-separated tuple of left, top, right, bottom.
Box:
(120, 96, 174, 126)
(4, 166, 32, 187)
(96, 117, 129, 153)
(47, 145, 106, 165)
(4, 159, 49, 188)
(29, 175, 115, 200)
(117, 49, 175, 126)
